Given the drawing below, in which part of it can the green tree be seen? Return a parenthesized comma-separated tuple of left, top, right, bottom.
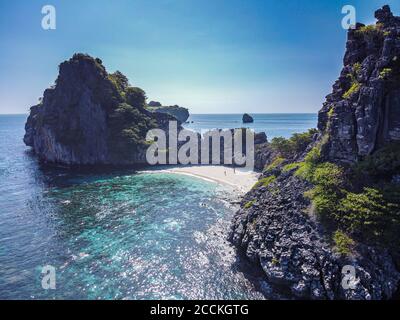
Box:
(125, 87, 146, 108)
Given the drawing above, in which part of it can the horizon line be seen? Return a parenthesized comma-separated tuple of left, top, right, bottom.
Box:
(0, 112, 318, 116)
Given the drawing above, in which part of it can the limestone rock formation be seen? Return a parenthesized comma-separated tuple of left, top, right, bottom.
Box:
(242, 113, 254, 123)
(318, 5, 400, 163)
(148, 101, 162, 107)
(150, 105, 190, 123)
(24, 54, 175, 166)
(230, 6, 400, 300)
(230, 164, 400, 299)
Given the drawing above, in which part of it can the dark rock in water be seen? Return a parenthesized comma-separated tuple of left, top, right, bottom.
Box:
(24, 54, 176, 166)
(318, 5, 400, 163)
(150, 105, 190, 123)
(148, 101, 162, 107)
(230, 6, 400, 300)
(242, 113, 254, 123)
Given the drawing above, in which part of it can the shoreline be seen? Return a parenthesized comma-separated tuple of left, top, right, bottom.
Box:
(143, 165, 260, 195)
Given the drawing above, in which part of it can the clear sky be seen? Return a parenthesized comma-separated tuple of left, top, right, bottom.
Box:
(0, 0, 399, 114)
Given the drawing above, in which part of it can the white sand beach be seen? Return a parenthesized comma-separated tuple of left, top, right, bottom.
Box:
(155, 166, 260, 194)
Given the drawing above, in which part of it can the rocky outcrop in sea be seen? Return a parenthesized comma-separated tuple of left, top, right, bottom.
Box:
(24, 54, 177, 166)
(148, 101, 162, 107)
(242, 113, 254, 123)
(230, 6, 400, 300)
(24, 58, 263, 167)
(149, 104, 190, 123)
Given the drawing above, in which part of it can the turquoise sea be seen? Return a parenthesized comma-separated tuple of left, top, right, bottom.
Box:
(0, 114, 316, 299)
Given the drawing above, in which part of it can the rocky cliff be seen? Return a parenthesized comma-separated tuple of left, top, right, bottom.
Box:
(148, 104, 190, 123)
(230, 6, 400, 300)
(319, 5, 400, 163)
(24, 54, 176, 166)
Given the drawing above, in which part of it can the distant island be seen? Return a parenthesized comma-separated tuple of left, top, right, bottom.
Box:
(146, 103, 190, 124)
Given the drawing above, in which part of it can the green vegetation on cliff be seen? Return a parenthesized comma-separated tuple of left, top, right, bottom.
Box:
(252, 175, 276, 189)
(108, 103, 157, 159)
(333, 230, 355, 256)
(263, 127, 400, 253)
(292, 141, 400, 251)
(379, 68, 393, 79)
(269, 128, 317, 158)
(355, 23, 384, 40)
(355, 142, 400, 180)
(244, 200, 255, 209)
(343, 63, 362, 99)
(339, 187, 400, 244)
(106, 69, 160, 160)
(263, 157, 285, 173)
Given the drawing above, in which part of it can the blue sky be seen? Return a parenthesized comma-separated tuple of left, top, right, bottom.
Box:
(0, 0, 399, 114)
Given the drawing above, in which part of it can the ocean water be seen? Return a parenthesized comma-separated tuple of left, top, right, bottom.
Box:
(183, 113, 318, 138)
(0, 114, 316, 300)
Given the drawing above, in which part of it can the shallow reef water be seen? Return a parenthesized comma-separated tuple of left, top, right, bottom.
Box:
(0, 115, 264, 299)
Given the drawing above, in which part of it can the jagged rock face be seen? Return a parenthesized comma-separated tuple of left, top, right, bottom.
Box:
(230, 6, 400, 300)
(24, 54, 172, 166)
(230, 170, 400, 299)
(24, 56, 113, 164)
(254, 143, 275, 171)
(318, 5, 400, 163)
